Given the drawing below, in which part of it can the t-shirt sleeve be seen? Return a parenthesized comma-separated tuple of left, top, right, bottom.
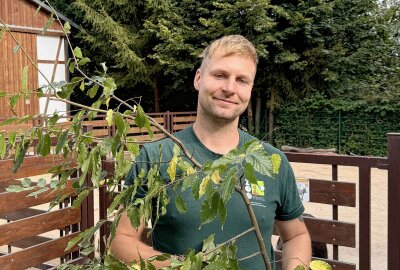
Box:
(275, 154, 304, 221)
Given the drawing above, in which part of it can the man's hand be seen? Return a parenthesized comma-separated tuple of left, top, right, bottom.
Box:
(109, 209, 171, 269)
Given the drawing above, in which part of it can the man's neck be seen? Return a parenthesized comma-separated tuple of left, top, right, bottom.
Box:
(192, 117, 240, 155)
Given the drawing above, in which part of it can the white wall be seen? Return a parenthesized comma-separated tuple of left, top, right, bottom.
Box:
(37, 35, 67, 120)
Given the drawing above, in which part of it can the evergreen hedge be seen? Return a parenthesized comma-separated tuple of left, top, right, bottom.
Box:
(272, 94, 400, 156)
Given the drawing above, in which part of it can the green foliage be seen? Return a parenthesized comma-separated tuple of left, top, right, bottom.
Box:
(273, 94, 400, 156)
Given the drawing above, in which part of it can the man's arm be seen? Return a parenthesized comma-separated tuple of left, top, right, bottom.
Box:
(109, 210, 171, 268)
(275, 216, 311, 270)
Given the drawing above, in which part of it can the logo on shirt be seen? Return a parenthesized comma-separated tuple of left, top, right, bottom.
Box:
(244, 180, 266, 207)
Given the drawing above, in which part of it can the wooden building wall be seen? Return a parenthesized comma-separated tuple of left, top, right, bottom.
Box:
(0, 0, 63, 31)
(0, 0, 67, 122)
(0, 31, 39, 120)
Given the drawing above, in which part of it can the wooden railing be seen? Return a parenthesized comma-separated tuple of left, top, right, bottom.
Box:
(0, 154, 93, 269)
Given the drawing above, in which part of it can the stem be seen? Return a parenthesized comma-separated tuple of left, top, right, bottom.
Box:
(203, 227, 255, 256)
(235, 185, 272, 270)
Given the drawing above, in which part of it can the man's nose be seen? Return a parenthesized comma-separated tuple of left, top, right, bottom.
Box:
(222, 78, 236, 94)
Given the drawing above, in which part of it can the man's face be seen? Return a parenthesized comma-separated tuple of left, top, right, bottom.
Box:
(194, 50, 256, 123)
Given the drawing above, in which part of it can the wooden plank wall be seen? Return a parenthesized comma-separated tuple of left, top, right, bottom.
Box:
(0, 31, 38, 122)
(0, 0, 63, 31)
(0, 154, 88, 269)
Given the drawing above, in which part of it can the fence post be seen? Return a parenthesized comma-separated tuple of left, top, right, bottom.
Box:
(388, 133, 400, 270)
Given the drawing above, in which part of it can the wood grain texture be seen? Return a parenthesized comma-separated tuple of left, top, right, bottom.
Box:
(309, 179, 356, 207)
(0, 232, 80, 270)
(0, 207, 81, 246)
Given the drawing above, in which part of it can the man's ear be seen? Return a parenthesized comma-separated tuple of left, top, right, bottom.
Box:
(193, 69, 201, 91)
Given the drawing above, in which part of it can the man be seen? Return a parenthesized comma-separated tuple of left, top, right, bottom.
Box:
(110, 35, 311, 269)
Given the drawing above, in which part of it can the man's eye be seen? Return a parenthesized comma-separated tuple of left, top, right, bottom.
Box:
(238, 78, 248, 84)
(214, 74, 225, 79)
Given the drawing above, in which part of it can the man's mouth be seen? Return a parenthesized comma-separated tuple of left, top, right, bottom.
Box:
(214, 97, 237, 104)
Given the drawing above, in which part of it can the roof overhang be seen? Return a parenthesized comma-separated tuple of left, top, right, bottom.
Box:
(26, 0, 81, 30)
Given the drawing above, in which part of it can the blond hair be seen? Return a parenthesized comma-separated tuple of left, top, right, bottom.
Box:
(199, 35, 258, 69)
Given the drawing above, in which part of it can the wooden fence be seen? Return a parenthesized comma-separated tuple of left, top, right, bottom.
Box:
(1, 112, 399, 270)
(0, 154, 93, 270)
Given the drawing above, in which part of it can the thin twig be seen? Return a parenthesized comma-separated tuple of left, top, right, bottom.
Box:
(235, 184, 272, 270)
(203, 227, 255, 256)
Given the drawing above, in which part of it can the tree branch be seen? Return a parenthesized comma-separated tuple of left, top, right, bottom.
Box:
(235, 185, 272, 270)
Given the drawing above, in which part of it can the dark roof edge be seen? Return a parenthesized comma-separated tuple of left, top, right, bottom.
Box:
(27, 0, 81, 30)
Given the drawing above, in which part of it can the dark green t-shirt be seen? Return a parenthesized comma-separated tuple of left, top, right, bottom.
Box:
(125, 126, 304, 270)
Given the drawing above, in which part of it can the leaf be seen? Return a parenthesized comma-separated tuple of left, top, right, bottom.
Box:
(175, 194, 188, 213)
(55, 129, 69, 154)
(0, 91, 6, 97)
(87, 84, 99, 98)
(0, 133, 6, 159)
(10, 94, 20, 110)
(0, 117, 18, 126)
(167, 156, 178, 182)
(294, 266, 306, 270)
(63, 21, 71, 34)
(27, 187, 49, 198)
(218, 197, 227, 225)
(181, 172, 198, 192)
(309, 260, 332, 270)
(202, 234, 216, 253)
(201, 201, 214, 224)
(13, 45, 21, 53)
(42, 15, 55, 33)
(41, 133, 51, 156)
(134, 105, 146, 128)
(126, 142, 139, 157)
(37, 178, 46, 187)
(203, 261, 227, 270)
(192, 177, 200, 200)
(114, 112, 125, 134)
(80, 246, 94, 256)
(103, 77, 116, 98)
(6, 185, 35, 193)
(210, 170, 221, 184)
(73, 47, 83, 59)
(107, 186, 133, 215)
(48, 113, 59, 127)
(199, 175, 210, 198)
(13, 141, 29, 173)
(0, 28, 6, 41)
(22, 177, 31, 187)
(79, 57, 91, 66)
(106, 109, 113, 126)
(69, 61, 75, 73)
(243, 162, 258, 185)
(271, 153, 282, 174)
(127, 207, 141, 229)
(21, 65, 29, 98)
(50, 179, 58, 189)
(72, 189, 90, 208)
(65, 220, 105, 251)
(245, 152, 273, 177)
(221, 167, 238, 203)
(79, 80, 85, 91)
